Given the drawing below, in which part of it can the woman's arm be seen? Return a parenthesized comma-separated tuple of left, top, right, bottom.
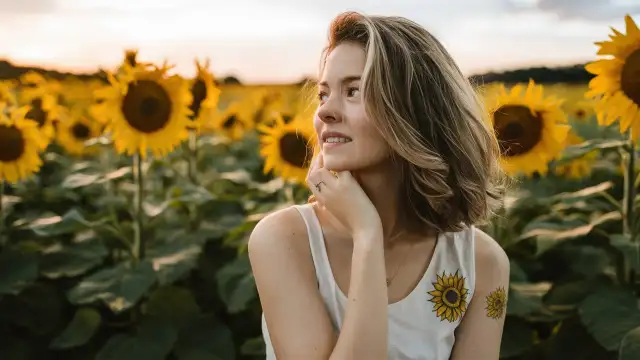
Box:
(449, 228, 510, 360)
(248, 207, 389, 360)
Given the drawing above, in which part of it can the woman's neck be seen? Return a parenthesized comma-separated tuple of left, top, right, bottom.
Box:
(350, 161, 405, 243)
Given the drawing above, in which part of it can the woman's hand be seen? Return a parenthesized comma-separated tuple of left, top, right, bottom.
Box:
(306, 152, 383, 240)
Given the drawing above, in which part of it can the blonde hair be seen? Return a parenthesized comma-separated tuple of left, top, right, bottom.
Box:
(314, 11, 505, 234)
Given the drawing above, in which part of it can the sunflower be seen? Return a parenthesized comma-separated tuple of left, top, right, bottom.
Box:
(485, 286, 507, 320)
(187, 59, 221, 132)
(205, 100, 255, 141)
(99, 63, 193, 159)
(56, 106, 103, 156)
(0, 106, 47, 184)
(554, 131, 597, 179)
(0, 80, 17, 108)
(487, 79, 570, 177)
(257, 114, 316, 184)
(22, 93, 60, 149)
(566, 100, 596, 122)
(585, 15, 640, 137)
(427, 270, 469, 323)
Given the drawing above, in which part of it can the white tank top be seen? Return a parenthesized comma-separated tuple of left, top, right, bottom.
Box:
(261, 204, 476, 360)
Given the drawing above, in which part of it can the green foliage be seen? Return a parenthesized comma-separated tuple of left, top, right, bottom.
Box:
(0, 131, 305, 359)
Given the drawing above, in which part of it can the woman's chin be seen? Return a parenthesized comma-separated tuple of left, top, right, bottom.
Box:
(323, 158, 352, 172)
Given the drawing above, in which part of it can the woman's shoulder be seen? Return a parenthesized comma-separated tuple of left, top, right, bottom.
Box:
(471, 227, 510, 290)
(247, 204, 312, 266)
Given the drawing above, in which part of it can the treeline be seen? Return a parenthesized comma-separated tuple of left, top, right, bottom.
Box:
(0, 59, 594, 85)
(468, 64, 594, 85)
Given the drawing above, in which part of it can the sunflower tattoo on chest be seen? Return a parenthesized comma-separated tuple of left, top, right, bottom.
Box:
(427, 270, 469, 323)
(485, 286, 507, 320)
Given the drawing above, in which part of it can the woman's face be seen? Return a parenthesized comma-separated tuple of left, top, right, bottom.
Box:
(314, 42, 391, 172)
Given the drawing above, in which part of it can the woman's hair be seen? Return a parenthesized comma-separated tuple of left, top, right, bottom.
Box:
(314, 11, 505, 234)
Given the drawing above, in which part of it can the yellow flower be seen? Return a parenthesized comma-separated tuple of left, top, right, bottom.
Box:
(487, 80, 570, 177)
(427, 270, 469, 323)
(55, 106, 103, 156)
(99, 63, 193, 159)
(257, 113, 316, 184)
(0, 80, 17, 108)
(187, 59, 221, 133)
(0, 106, 47, 184)
(205, 100, 255, 141)
(585, 15, 640, 137)
(485, 286, 507, 320)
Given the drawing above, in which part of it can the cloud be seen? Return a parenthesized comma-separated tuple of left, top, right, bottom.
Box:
(0, 0, 56, 14)
(505, 0, 640, 21)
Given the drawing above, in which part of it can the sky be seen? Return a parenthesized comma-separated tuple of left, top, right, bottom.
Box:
(0, 0, 638, 83)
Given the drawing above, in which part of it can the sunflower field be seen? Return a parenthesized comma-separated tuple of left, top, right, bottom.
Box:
(0, 14, 640, 360)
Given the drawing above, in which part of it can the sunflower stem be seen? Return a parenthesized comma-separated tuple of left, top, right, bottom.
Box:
(187, 130, 198, 183)
(284, 182, 295, 204)
(624, 136, 636, 241)
(132, 153, 145, 261)
(0, 180, 5, 247)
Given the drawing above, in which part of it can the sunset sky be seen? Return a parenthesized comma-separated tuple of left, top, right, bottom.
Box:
(0, 0, 638, 83)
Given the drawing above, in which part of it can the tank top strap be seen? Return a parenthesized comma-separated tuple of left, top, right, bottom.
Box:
(435, 226, 477, 306)
(293, 204, 333, 288)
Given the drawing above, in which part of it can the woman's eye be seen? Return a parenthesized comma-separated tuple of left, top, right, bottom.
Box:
(318, 92, 328, 102)
(347, 87, 360, 97)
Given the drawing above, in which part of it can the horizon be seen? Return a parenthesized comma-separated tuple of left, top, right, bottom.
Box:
(0, 0, 638, 83)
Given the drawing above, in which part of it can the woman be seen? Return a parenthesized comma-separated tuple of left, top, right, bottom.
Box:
(249, 11, 510, 360)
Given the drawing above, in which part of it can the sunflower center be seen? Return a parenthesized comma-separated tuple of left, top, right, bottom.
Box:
(494, 299, 503, 308)
(71, 123, 91, 140)
(621, 49, 640, 106)
(0, 124, 25, 162)
(443, 288, 460, 306)
(189, 78, 207, 119)
(26, 98, 47, 128)
(493, 104, 542, 157)
(279, 132, 311, 168)
(223, 115, 238, 129)
(121, 80, 172, 133)
(576, 109, 586, 119)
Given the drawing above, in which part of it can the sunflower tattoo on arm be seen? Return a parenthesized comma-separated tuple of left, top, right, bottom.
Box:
(485, 286, 507, 320)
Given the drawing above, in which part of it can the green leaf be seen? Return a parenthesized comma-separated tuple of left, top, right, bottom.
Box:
(619, 326, 640, 360)
(507, 282, 551, 317)
(169, 183, 215, 206)
(40, 236, 108, 278)
(509, 260, 528, 283)
(0, 283, 65, 336)
(173, 315, 235, 360)
(96, 317, 177, 360)
(579, 287, 640, 351)
(147, 241, 204, 286)
(521, 211, 621, 255)
(240, 337, 265, 356)
(0, 249, 38, 295)
(61, 173, 101, 189)
(551, 181, 614, 202)
(544, 276, 610, 310)
(147, 286, 200, 329)
(50, 307, 101, 349)
(500, 317, 536, 358)
(216, 255, 257, 314)
(67, 260, 157, 314)
(610, 234, 640, 273)
(558, 139, 627, 163)
(28, 209, 96, 237)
